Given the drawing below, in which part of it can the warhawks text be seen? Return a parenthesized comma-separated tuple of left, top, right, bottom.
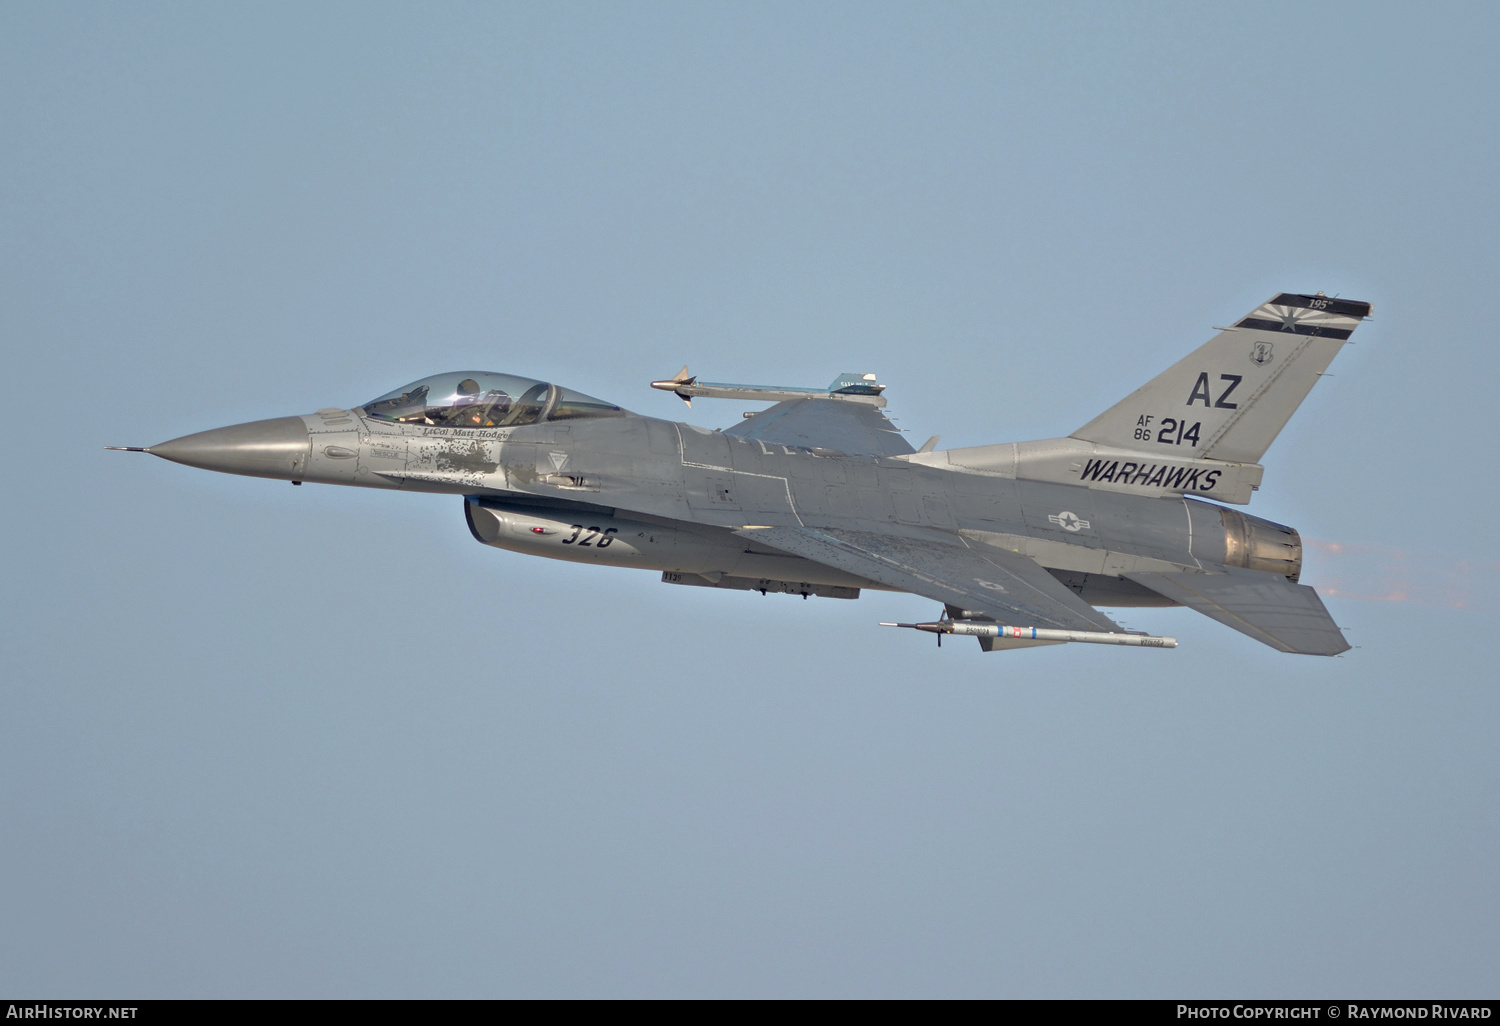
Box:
(1079, 458, 1223, 493)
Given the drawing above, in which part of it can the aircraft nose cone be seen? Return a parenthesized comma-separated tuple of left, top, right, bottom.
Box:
(149, 416, 312, 480)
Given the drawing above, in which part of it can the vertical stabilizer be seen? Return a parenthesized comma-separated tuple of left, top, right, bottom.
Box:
(1071, 293, 1371, 464)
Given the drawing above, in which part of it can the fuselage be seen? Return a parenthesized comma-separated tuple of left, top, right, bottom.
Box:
(149, 404, 1302, 608)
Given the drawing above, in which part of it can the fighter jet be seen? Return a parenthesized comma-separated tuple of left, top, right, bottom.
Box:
(113, 292, 1368, 654)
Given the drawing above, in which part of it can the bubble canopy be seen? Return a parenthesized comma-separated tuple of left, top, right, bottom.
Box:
(361, 372, 623, 428)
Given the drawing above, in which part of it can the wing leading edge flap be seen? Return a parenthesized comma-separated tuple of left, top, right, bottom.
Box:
(724, 398, 915, 457)
(736, 526, 1120, 632)
(1126, 568, 1349, 655)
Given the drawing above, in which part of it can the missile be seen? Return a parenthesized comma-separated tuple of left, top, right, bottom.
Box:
(878, 620, 1177, 648)
(650, 368, 888, 407)
(650, 366, 699, 405)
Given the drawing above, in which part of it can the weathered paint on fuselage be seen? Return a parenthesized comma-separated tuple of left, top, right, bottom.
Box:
(292, 406, 1244, 607)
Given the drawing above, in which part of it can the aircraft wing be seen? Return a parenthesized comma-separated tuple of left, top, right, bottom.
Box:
(1126, 568, 1349, 655)
(735, 526, 1122, 632)
(724, 398, 915, 456)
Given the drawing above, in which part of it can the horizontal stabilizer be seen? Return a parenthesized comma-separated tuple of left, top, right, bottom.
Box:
(1126, 567, 1349, 655)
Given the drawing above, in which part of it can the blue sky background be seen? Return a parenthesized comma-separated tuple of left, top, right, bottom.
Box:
(3, 1, 1497, 998)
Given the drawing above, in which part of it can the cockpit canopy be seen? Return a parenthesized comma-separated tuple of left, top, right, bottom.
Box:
(361, 372, 623, 429)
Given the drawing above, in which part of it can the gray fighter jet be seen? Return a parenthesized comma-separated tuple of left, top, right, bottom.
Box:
(114, 292, 1368, 654)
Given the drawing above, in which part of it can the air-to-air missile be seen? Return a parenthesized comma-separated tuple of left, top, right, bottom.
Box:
(880, 619, 1178, 648)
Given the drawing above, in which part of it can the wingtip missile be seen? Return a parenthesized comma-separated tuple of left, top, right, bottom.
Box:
(650, 366, 697, 406)
(648, 370, 888, 407)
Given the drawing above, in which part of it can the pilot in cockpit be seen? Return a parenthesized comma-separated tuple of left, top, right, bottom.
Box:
(443, 378, 514, 428)
(362, 372, 622, 428)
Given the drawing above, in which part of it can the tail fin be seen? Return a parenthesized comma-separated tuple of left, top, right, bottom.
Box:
(1071, 293, 1371, 464)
